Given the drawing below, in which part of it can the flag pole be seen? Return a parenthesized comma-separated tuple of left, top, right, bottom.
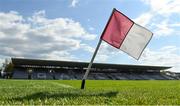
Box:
(81, 8, 116, 89)
(81, 39, 102, 89)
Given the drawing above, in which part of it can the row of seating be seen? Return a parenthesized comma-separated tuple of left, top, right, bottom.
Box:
(12, 69, 176, 80)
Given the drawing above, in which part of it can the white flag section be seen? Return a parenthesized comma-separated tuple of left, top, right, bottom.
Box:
(120, 23, 153, 59)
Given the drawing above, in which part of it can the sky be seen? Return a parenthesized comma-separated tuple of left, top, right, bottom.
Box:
(0, 0, 179, 72)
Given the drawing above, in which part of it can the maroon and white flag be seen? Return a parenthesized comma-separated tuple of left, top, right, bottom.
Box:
(101, 9, 153, 60)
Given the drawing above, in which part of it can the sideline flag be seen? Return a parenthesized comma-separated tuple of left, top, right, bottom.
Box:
(101, 8, 153, 59)
(81, 8, 153, 89)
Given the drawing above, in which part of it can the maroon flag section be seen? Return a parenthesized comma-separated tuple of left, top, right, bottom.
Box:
(101, 9, 134, 48)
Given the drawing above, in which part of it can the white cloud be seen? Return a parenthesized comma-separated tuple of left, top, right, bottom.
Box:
(142, 0, 180, 16)
(70, 0, 79, 7)
(140, 46, 180, 72)
(0, 10, 96, 61)
(134, 12, 153, 26)
(170, 23, 180, 27)
(95, 42, 123, 62)
(153, 20, 175, 37)
(41, 51, 78, 61)
(80, 44, 94, 53)
(135, 0, 180, 37)
(0, 11, 23, 24)
(28, 10, 96, 40)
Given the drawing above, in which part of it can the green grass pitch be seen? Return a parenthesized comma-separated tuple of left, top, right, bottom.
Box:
(0, 80, 179, 105)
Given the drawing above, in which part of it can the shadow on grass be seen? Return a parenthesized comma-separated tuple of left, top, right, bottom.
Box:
(12, 90, 118, 101)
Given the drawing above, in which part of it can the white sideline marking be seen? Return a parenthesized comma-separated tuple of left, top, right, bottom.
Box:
(51, 82, 74, 88)
(0, 83, 74, 89)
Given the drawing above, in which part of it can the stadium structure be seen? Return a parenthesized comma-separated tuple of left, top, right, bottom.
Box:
(0, 58, 177, 80)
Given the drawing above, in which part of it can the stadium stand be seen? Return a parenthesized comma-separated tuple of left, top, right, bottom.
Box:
(1, 58, 178, 80)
